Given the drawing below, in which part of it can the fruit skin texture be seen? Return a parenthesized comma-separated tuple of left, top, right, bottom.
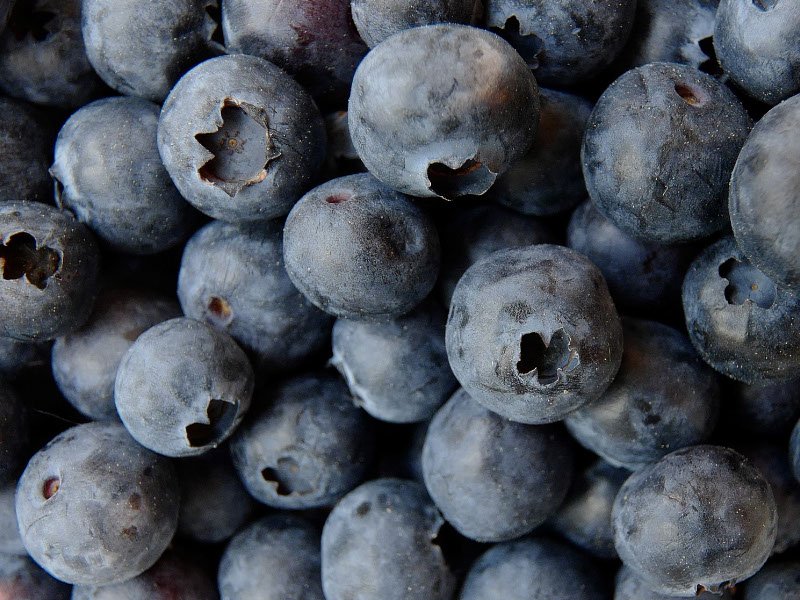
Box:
(348, 24, 539, 199)
(729, 93, 800, 294)
(422, 388, 574, 542)
(321, 478, 454, 600)
(615, 565, 734, 600)
(51, 96, 198, 255)
(283, 173, 440, 320)
(158, 54, 326, 223)
(81, 0, 222, 102)
(51, 289, 181, 421)
(459, 537, 611, 600)
(15, 422, 180, 586)
(0, 554, 70, 600)
(0, 202, 99, 342)
(714, 0, 800, 105)
(218, 515, 324, 600)
(350, 0, 483, 48)
(565, 318, 720, 470)
(330, 303, 457, 423)
(230, 372, 375, 509)
(582, 62, 751, 243)
(445, 244, 623, 424)
(682, 236, 800, 384)
(613, 445, 777, 597)
(114, 317, 254, 458)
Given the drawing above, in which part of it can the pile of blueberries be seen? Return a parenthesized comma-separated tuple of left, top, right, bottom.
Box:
(1, 0, 799, 598)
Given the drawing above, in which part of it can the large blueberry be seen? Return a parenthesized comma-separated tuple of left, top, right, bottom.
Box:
(176, 448, 255, 544)
(0, 202, 98, 341)
(158, 54, 327, 223)
(331, 303, 456, 423)
(682, 236, 800, 383)
(567, 200, 697, 315)
(438, 203, 556, 305)
(230, 372, 374, 509)
(446, 244, 623, 424)
(615, 565, 734, 600)
(0, 0, 103, 109)
(730, 93, 800, 294)
(51, 97, 198, 255)
(485, 0, 637, 86)
(550, 459, 629, 560)
(491, 88, 593, 217)
(218, 515, 324, 600)
(714, 0, 800, 104)
(223, 0, 367, 109)
(321, 478, 454, 600)
(422, 388, 574, 542)
(613, 445, 777, 596)
(351, 0, 482, 47)
(115, 317, 254, 457)
(52, 289, 180, 421)
(178, 219, 333, 374)
(349, 24, 539, 199)
(82, 0, 223, 102)
(283, 173, 440, 320)
(0, 98, 52, 203)
(16, 422, 180, 585)
(0, 380, 28, 485)
(582, 62, 751, 243)
(565, 318, 720, 470)
(72, 551, 218, 600)
(460, 537, 611, 600)
(0, 554, 70, 599)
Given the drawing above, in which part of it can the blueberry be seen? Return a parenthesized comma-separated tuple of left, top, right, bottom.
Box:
(422, 388, 575, 542)
(158, 54, 327, 223)
(51, 97, 199, 255)
(459, 537, 611, 600)
(348, 24, 539, 199)
(438, 203, 557, 305)
(0, 336, 48, 381)
(16, 422, 180, 585)
(446, 244, 623, 424)
(729, 93, 800, 294)
(613, 445, 777, 596)
(739, 443, 800, 555)
(740, 559, 800, 600)
(72, 551, 218, 600)
(52, 289, 180, 421)
(218, 515, 324, 600)
(115, 317, 254, 457)
(724, 378, 800, 439)
(81, 0, 223, 102)
(0, 202, 99, 341)
(565, 318, 720, 470)
(331, 302, 457, 423)
(321, 478, 455, 600)
(714, 0, 800, 105)
(617, 0, 719, 71)
(0, 0, 104, 109)
(615, 565, 735, 600)
(350, 0, 483, 48)
(0, 554, 70, 599)
(550, 459, 629, 560)
(582, 62, 752, 243)
(176, 448, 255, 544)
(0, 98, 53, 204)
(178, 219, 333, 374)
(567, 200, 698, 316)
(229, 372, 375, 509)
(485, 0, 637, 86)
(0, 483, 24, 556)
(283, 173, 440, 320)
(222, 0, 368, 109)
(682, 236, 800, 383)
(0, 379, 28, 485)
(491, 88, 593, 217)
